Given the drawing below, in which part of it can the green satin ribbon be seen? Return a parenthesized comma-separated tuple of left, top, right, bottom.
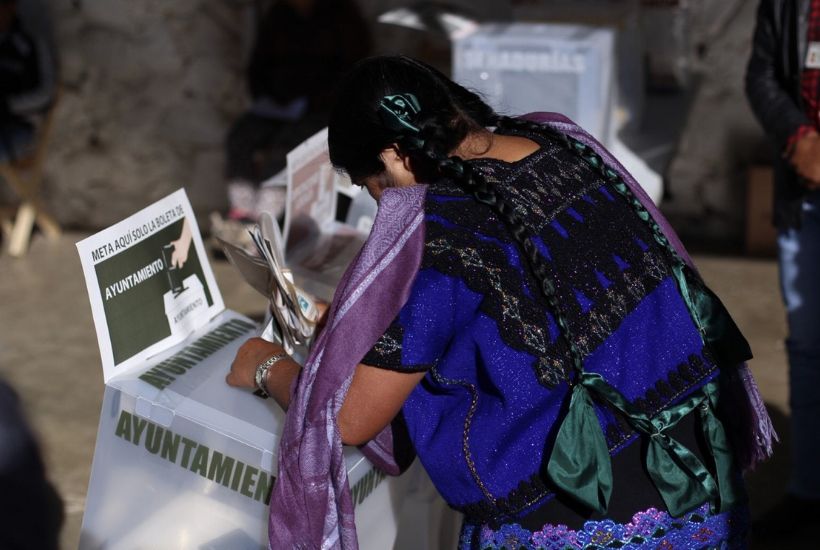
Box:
(589, 375, 718, 518)
(544, 144, 746, 519)
(671, 262, 752, 368)
(699, 381, 744, 513)
(547, 373, 736, 517)
(547, 382, 613, 513)
(607, 179, 751, 369)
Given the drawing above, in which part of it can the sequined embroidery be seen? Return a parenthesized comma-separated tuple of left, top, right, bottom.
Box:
(430, 366, 495, 505)
(362, 122, 723, 525)
(422, 226, 567, 386)
(422, 192, 675, 384)
(458, 502, 750, 550)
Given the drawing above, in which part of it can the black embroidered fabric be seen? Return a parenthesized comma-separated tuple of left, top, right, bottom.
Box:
(409, 129, 680, 387)
(361, 123, 722, 526)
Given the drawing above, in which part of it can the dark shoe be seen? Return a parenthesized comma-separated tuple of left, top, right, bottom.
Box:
(751, 494, 820, 541)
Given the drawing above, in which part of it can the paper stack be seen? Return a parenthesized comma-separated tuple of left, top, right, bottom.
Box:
(218, 211, 319, 355)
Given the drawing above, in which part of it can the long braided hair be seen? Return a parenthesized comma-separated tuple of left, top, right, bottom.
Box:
(328, 55, 694, 380)
(328, 57, 758, 520)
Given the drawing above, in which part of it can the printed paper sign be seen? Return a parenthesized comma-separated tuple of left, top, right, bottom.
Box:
(284, 127, 339, 250)
(279, 127, 374, 300)
(76, 189, 224, 382)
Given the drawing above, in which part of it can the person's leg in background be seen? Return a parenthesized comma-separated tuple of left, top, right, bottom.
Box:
(213, 111, 284, 252)
(780, 193, 820, 501)
(0, 116, 34, 162)
(224, 111, 283, 220)
(756, 190, 820, 539)
(216, 110, 329, 251)
(250, 112, 329, 222)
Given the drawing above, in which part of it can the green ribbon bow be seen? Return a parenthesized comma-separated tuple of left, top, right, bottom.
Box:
(547, 373, 742, 517)
(607, 181, 752, 367)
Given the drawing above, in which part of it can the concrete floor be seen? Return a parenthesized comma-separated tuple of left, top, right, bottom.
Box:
(0, 231, 804, 549)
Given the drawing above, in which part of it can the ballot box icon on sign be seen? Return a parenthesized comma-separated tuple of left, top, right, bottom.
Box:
(161, 241, 209, 339)
(162, 243, 187, 297)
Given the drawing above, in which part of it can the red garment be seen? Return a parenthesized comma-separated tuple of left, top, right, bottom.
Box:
(801, 0, 820, 127)
(790, 0, 820, 151)
(788, 0, 820, 151)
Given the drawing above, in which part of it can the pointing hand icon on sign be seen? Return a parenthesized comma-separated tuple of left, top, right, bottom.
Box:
(168, 219, 193, 268)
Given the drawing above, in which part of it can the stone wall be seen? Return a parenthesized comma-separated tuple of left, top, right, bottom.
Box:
(662, 0, 769, 248)
(42, 0, 250, 228)
(35, 0, 770, 244)
(37, 0, 504, 229)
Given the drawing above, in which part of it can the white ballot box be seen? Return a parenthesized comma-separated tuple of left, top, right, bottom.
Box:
(453, 22, 663, 205)
(76, 190, 399, 549)
(453, 23, 616, 143)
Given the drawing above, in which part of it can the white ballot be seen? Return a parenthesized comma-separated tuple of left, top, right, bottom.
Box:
(76, 190, 399, 550)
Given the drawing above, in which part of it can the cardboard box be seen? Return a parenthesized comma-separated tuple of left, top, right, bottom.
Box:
(76, 191, 399, 549)
(745, 166, 777, 256)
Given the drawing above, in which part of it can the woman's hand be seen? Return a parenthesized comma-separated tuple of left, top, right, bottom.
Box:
(790, 130, 820, 187)
(226, 337, 287, 389)
(314, 300, 330, 336)
(226, 337, 302, 410)
(227, 337, 425, 445)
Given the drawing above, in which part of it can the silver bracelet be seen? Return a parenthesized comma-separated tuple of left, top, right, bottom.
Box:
(254, 353, 288, 397)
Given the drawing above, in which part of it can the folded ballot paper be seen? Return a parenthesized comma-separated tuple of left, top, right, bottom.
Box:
(217, 211, 319, 356)
(76, 189, 399, 550)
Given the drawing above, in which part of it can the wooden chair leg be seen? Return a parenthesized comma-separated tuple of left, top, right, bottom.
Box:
(8, 201, 37, 257)
(27, 195, 62, 241)
(36, 208, 61, 240)
(0, 165, 27, 197)
(1, 92, 63, 256)
(1, 164, 63, 254)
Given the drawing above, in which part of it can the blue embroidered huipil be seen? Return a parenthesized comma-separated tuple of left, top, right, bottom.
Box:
(362, 125, 745, 546)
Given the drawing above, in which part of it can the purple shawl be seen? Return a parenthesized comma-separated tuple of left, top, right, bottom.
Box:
(267, 113, 775, 549)
(268, 183, 427, 549)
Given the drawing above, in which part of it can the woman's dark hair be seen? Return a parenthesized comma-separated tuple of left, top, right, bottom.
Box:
(329, 55, 695, 382)
(328, 56, 581, 377)
(328, 55, 497, 183)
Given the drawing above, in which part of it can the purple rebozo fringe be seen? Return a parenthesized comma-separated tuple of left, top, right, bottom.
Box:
(529, 112, 779, 472)
(722, 363, 778, 471)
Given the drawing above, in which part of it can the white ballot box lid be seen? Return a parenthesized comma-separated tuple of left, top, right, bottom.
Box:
(453, 22, 663, 205)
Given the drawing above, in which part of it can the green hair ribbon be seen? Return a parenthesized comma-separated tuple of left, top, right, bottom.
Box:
(379, 93, 422, 134)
